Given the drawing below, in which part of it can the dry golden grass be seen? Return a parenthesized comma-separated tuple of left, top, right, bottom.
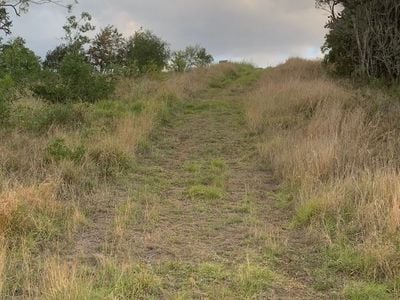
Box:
(245, 57, 400, 279)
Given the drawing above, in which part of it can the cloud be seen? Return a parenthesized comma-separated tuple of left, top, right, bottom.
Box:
(8, 0, 328, 66)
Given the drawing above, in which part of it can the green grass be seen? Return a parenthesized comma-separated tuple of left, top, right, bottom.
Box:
(292, 198, 326, 227)
(344, 281, 390, 300)
(187, 185, 225, 200)
(235, 263, 278, 298)
(209, 63, 262, 89)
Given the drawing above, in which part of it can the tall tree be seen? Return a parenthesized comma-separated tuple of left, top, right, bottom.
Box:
(43, 12, 94, 70)
(88, 25, 127, 73)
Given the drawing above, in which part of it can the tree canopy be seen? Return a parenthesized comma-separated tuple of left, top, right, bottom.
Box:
(317, 0, 400, 82)
(127, 29, 170, 73)
(170, 45, 214, 72)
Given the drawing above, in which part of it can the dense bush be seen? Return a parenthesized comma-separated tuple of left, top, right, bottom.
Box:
(33, 52, 115, 103)
(127, 29, 170, 74)
(0, 37, 40, 90)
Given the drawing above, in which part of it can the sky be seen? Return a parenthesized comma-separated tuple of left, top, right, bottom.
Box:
(9, 0, 328, 67)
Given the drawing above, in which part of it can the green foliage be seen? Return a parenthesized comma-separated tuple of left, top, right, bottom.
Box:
(170, 45, 214, 72)
(127, 29, 170, 74)
(0, 37, 40, 89)
(43, 44, 75, 70)
(33, 52, 115, 103)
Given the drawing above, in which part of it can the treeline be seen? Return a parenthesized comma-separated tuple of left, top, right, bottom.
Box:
(317, 0, 400, 82)
(0, 11, 214, 122)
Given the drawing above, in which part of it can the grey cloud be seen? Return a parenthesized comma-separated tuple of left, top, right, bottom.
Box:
(9, 0, 328, 66)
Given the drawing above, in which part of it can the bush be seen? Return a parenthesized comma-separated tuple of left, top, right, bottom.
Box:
(0, 38, 41, 90)
(33, 52, 115, 103)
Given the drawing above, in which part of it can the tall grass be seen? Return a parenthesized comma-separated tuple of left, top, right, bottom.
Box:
(0, 64, 239, 297)
(246, 58, 400, 280)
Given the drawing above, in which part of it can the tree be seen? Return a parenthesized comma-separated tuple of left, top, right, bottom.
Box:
(0, 37, 40, 88)
(43, 12, 94, 71)
(317, 0, 400, 82)
(43, 43, 75, 70)
(170, 45, 213, 72)
(127, 29, 170, 73)
(88, 25, 127, 73)
(0, 0, 75, 34)
(62, 11, 94, 49)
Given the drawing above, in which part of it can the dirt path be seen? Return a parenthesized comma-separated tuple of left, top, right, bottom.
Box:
(73, 84, 335, 298)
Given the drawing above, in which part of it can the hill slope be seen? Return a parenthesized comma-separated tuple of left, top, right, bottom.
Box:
(1, 61, 398, 298)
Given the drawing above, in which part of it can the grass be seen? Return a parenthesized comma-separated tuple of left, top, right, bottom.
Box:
(38, 258, 282, 299)
(244, 57, 400, 295)
(343, 281, 390, 300)
(187, 184, 225, 200)
(0, 63, 242, 298)
(6, 57, 392, 297)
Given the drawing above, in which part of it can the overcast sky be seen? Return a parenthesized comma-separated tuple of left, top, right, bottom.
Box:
(9, 0, 328, 67)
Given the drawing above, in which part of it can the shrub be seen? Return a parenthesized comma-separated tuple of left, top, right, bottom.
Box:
(33, 52, 115, 103)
